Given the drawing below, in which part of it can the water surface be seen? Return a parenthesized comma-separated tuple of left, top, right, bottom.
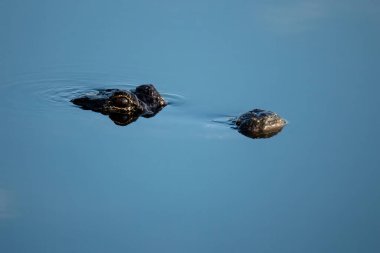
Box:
(1, 1, 380, 252)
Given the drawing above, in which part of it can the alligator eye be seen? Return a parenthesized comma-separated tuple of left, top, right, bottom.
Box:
(113, 97, 129, 107)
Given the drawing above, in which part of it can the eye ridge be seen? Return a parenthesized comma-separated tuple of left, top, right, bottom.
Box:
(70, 85, 167, 126)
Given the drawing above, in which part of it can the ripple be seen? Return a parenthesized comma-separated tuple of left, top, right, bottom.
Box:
(211, 116, 237, 129)
(0, 70, 185, 114)
(161, 93, 186, 106)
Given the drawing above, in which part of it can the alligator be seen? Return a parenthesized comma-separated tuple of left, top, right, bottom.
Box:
(71, 84, 167, 126)
(71, 85, 286, 138)
(233, 109, 287, 139)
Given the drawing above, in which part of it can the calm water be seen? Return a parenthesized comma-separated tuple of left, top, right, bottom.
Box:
(1, 1, 380, 252)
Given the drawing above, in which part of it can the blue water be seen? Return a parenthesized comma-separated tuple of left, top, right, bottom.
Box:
(1, 1, 380, 252)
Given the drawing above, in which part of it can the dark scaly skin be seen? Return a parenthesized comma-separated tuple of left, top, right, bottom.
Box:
(71, 84, 167, 126)
(235, 109, 286, 139)
(134, 85, 167, 117)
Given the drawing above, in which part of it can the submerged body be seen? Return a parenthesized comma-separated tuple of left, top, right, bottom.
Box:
(71, 84, 167, 126)
(235, 109, 286, 139)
